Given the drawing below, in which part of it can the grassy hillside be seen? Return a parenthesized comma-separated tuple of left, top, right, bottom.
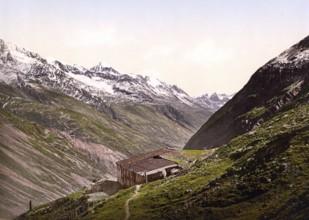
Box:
(0, 81, 204, 154)
(20, 103, 308, 219)
(0, 107, 107, 219)
(0, 82, 208, 219)
(13, 36, 309, 220)
(94, 104, 309, 219)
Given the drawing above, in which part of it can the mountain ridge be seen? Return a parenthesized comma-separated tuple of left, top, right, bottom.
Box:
(0, 39, 231, 219)
(13, 36, 309, 220)
(0, 38, 231, 113)
(185, 35, 309, 149)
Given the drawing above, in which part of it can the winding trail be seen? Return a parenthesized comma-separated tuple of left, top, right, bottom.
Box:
(124, 184, 141, 220)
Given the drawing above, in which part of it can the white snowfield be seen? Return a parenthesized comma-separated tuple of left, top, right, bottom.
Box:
(274, 44, 309, 66)
(0, 39, 231, 110)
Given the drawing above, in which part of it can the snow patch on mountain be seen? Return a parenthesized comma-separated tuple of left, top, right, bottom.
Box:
(6, 43, 38, 65)
(147, 77, 162, 88)
(0, 38, 231, 112)
(0, 70, 17, 84)
(194, 93, 234, 111)
(272, 36, 309, 68)
(275, 48, 309, 65)
(66, 72, 115, 94)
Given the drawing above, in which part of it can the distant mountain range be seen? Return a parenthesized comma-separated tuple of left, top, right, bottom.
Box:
(0, 39, 231, 219)
(0, 39, 230, 114)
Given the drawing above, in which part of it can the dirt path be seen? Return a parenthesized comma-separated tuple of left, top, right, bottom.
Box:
(124, 184, 141, 220)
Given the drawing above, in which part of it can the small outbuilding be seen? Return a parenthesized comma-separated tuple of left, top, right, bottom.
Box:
(116, 148, 181, 188)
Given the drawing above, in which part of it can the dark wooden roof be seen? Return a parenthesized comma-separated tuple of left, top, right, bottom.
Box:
(116, 148, 172, 168)
(130, 157, 177, 173)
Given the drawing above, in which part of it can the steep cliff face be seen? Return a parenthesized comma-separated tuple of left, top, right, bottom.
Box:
(185, 36, 309, 149)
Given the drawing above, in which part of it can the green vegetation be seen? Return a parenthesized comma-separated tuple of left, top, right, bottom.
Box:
(18, 103, 309, 219)
(0, 97, 107, 218)
(17, 101, 309, 219)
(67, 189, 86, 200)
(0, 85, 198, 156)
(1, 82, 207, 219)
(82, 104, 308, 219)
(2, 80, 307, 219)
(245, 106, 267, 119)
(164, 149, 213, 168)
(87, 187, 135, 220)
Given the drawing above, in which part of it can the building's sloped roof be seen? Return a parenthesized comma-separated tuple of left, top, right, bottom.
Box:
(116, 148, 171, 167)
(131, 157, 177, 173)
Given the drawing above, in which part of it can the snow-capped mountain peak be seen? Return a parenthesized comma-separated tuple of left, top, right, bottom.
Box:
(1, 39, 46, 66)
(271, 35, 309, 67)
(0, 39, 231, 113)
(90, 62, 117, 73)
(194, 92, 234, 111)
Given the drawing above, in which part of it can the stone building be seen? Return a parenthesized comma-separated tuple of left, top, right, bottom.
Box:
(116, 148, 180, 188)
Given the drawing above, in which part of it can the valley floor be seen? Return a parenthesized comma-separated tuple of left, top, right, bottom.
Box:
(19, 104, 309, 220)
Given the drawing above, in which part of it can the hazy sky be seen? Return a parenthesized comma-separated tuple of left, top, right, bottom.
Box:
(1, 0, 308, 96)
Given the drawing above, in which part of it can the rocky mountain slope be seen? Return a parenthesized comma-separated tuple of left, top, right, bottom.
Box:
(0, 38, 232, 153)
(0, 83, 131, 219)
(0, 39, 230, 219)
(185, 35, 309, 149)
(19, 86, 309, 220)
(19, 36, 309, 220)
(0, 39, 227, 114)
(194, 92, 234, 110)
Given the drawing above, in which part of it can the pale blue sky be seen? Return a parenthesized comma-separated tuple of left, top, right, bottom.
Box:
(1, 0, 308, 95)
